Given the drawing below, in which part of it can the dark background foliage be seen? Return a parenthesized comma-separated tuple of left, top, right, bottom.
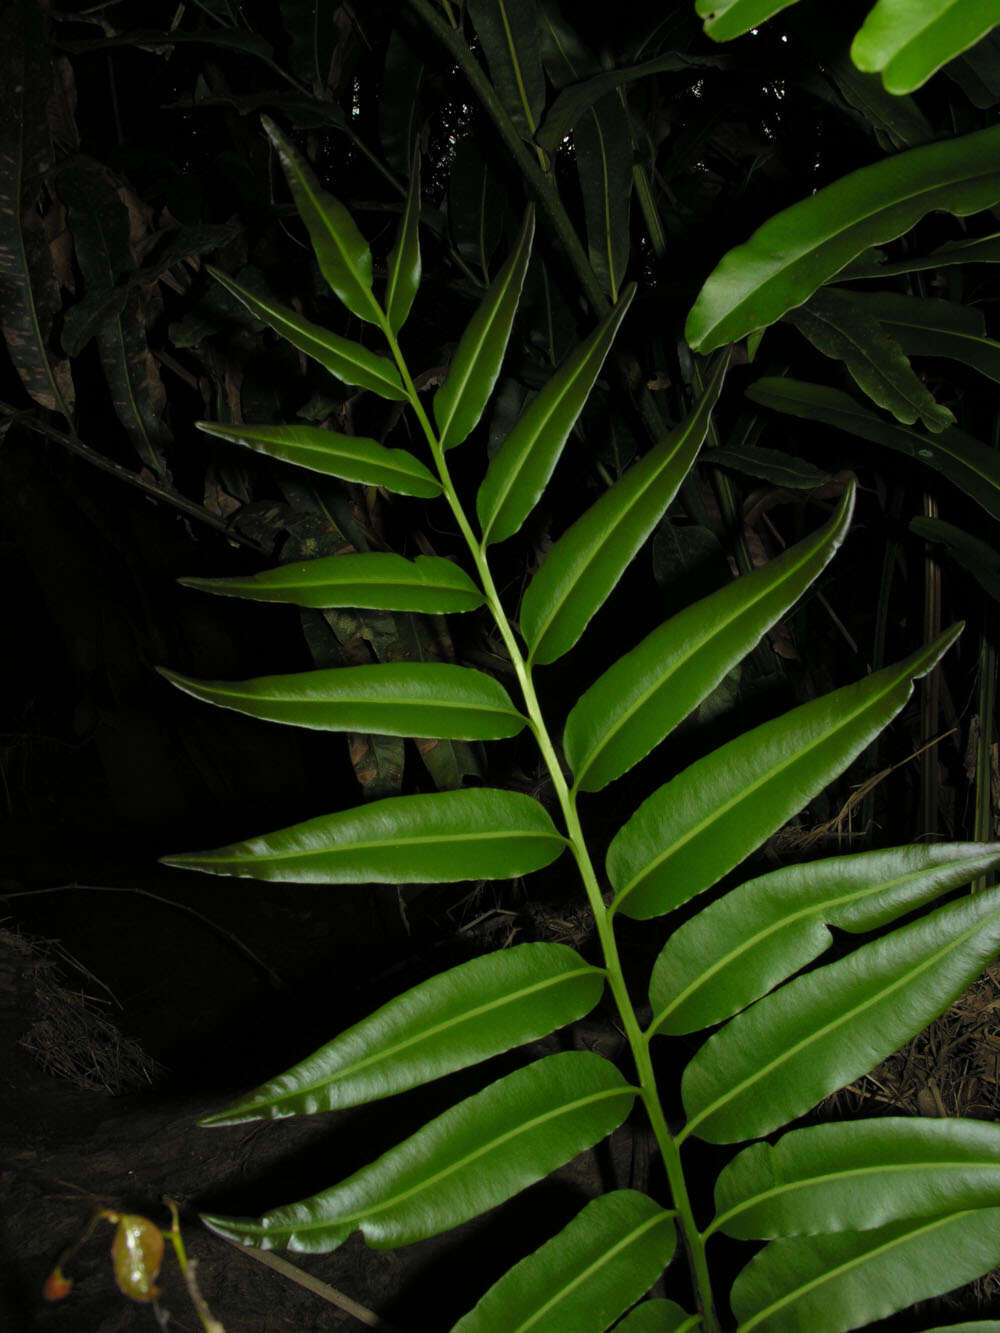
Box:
(1, 0, 998, 1327)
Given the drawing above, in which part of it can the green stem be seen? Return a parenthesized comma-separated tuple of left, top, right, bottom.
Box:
(384, 326, 719, 1332)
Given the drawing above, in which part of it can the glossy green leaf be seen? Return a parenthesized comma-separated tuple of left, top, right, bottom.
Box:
(179, 552, 484, 614)
(201, 942, 604, 1123)
(731, 1209, 1000, 1332)
(520, 351, 729, 666)
(467, 0, 546, 140)
(848, 289, 1000, 385)
(161, 787, 567, 883)
(385, 154, 422, 334)
(695, 0, 802, 42)
(685, 123, 1000, 353)
(434, 208, 535, 451)
(713, 1117, 1000, 1240)
(158, 662, 527, 741)
(786, 289, 954, 432)
(650, 842, 1000, 1037)
(746, 378, 1000, 524)
(911, 516, 1000, 603)
(682, 880, 1000, 1144)
(477, 286, 635, 546)
(207, 266, 406, 401)
(920, 1324, 1000, 1332)
(611, 1301, 695, 1332)
(201, 1050, 635, 1252)
(852, 0, 1000, 95)
(565, 483, 854, 794)
(262, 116, 383, 328)
(608, 628, 959, 921)
(195, 421, 440, 496)
(452, 1190, 675, 1332)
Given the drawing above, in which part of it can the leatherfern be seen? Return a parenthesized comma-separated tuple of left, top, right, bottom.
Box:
(161, 120, 1000, 1332)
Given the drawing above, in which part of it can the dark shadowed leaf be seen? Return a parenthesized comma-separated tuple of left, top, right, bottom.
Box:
(385, 154, 422, 334)
(467, 0, 546, 140)
(910, 517, 1000, 603)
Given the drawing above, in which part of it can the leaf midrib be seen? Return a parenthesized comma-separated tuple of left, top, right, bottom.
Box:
(182, 679, 519, 718)
(194, 825, 563, 868)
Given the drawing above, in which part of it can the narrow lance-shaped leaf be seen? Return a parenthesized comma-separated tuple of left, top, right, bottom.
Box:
(161, 787, 567, 884)
(201, 942, 605, 1123)
(911, 517, 1000, 604)
(565, 483, 855, 794)
(207, 266, 406, 401)
(453, 1190, 675, 1333)
(477, 285, 635, 546)
(607, 627, 960, 921)
(262, 116, 384, 328)
(574, 90, 633, 302)
(0, 0, 74, 418)
(179, 552, 485, 614)
(649, 841, 1000, 1037)
(731, 1210, 1000, 1333)
(467, 0, 546, 140)
(201, 1050, 635, 1252)
(158, 662, 528, 741)
(682, 880, 1000, 1145)
(713, 1117, 1000, 1240)
(685, 123, 1000, 353)
(852, 0, 1000, 95)
(385, 153, 421, 334)
(786, 289, 953, 433)
(747, 378, 1000, 524)
(195, 421, 440, 497)
(434, 208, 535, 450)
(521, 350, 729, 666)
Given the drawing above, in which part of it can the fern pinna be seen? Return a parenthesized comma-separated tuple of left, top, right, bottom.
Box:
(161, 119, 1000, 1332)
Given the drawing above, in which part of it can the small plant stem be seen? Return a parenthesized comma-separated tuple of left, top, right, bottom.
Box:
(386, 330, 719, 1331)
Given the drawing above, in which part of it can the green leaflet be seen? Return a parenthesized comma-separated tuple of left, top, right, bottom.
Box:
(731, 1210, 1000, 1332)
(262, 116, 383, 328)
(746, 377, 1000, 524)
(685, 123, 1000, 353)
(681, 881, 1000, 1144)
(911, 517, 1000, 603)
(564, 483, 855, 794)
(786, 289, 954, 432)
(520, 350, 729, 666)
(695, 0, 802, 43)
(649, 841, 1000, 1036)
(200, 942, 604, 1123)
(611, 1301, 695, 1332)
(434, 208, 535, 451)
(920, 1324, 1000, 1332)
(207, 266, 406, 401)
(385, 154, 422, 334)
(158, 662, 527, 741)
(467, 0, 546, 140)
(201, 1051, 635, 1252)
(160, 787, 567, 883)
(195, 421, 441, 496)
(452, 1190, 675, 1332)
(607, 627, 959, 921)
(845, 289, 1000, 386)
(841, 230, 1000, 279)
(179, 552, 484, 614)
(477, 285, 635, 546)
(852, 0, 1000, 95)
(713, 1117, 1000, 1240)
(700, 443, 831, 489)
